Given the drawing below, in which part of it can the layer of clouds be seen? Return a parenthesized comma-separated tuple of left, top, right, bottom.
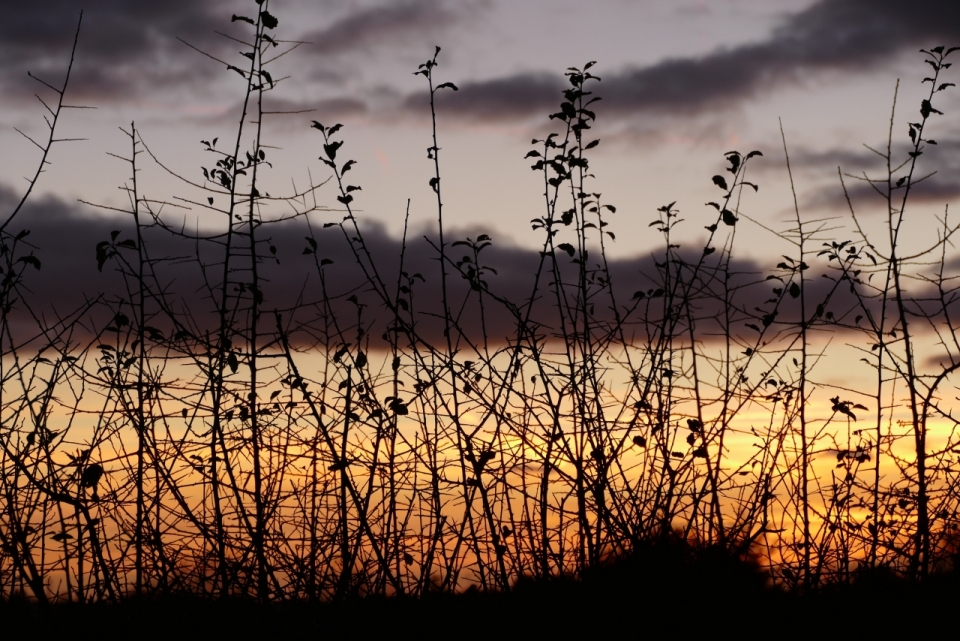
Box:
(0, 185, 909, 350)
(783, 138, 960, 210)
(8, 0, 956, 127)
(420, 0, 960, 121)
(0, 0, 485, 106)
(0, 0, 239, 100)
(301, 0, 480, 59)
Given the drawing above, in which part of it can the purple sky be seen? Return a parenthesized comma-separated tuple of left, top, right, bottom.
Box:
(1, 0, 958, 278)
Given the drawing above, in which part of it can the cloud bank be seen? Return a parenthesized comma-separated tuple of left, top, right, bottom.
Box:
(420, 0, 960, 121)
(1, 185, 889, 349)
(0, 0, 238, 100)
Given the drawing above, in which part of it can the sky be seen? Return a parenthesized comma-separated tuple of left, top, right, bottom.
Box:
(4, 1, 960, 597)
(1, 0, 959, 342)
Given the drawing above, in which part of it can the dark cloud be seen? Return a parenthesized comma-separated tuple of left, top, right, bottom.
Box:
(0, 0, 243, 101)
(0, 1, 485, 107)
(0, 185, 900, 350)
(406, 73, 562, 120)
(301, 0, 472, 59)
(418, 0, 960, 121)
(806, 174, 960, 211)
(787, 139, 960, 210)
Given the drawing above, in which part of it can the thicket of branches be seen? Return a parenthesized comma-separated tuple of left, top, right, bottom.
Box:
(1, 3, 959, 603)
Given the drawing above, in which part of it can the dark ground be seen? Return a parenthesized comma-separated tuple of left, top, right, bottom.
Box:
(2, 544, 956, 639)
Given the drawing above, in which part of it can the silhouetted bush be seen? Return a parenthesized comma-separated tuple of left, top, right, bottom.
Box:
(0, 2, 958, 612)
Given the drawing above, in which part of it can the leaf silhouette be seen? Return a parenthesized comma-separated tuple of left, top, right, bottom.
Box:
(260, 11, 278, 29)
(80, 463, 104, 488)
(17, 255, 41, 270)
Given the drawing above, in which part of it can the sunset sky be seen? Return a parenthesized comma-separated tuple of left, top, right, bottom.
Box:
(0, 0, 958, 300)
(4, 3, 960, 605)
